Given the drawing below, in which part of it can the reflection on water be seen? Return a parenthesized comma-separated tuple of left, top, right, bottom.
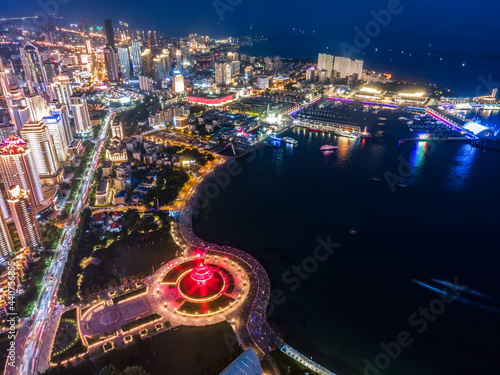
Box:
(408, 141, 431, 184)
(445, 144, 478, 191)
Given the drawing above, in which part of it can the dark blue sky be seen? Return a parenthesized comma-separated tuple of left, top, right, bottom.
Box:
(4, 0, 500, 94)
(3, 0, 500, 48)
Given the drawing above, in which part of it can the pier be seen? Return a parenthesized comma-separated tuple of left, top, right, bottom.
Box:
(280, 345, 336, 375)
(399, 136, 471, 144)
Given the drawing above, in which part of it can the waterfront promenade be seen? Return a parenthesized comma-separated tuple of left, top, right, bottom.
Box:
(169, 156, 283, 375)
(170, 152, 340, 375)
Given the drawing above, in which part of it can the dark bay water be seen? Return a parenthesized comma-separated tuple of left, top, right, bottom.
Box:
(193, 110, 500, 375)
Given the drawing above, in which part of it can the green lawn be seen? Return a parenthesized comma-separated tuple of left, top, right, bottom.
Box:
(80, 226, 180, 296)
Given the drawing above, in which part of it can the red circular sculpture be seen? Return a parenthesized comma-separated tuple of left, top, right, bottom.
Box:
(190, 260, 214, 286)
(178, 259, 225, 301)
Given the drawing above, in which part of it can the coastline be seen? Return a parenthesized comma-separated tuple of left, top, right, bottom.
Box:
(172, 153, 283, 374)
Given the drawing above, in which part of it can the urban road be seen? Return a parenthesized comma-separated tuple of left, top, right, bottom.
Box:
(12, 109, 119, 375)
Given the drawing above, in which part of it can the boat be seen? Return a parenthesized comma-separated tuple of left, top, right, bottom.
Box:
(282, 137, 298, 145)
(335, 130, 360, 139)
(349, 228, 357, 235)
(320, 145, 338, 151)
(360, 126, 371, 138)
(394, 183, 407, 189)
(308, 127, 328, 133)
(369, 177, 382, 182)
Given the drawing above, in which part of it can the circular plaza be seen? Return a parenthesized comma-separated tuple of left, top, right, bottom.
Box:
(154, 252, 250, 322)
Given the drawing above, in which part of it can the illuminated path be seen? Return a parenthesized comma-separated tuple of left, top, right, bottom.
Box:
(170, 155, 336, 375)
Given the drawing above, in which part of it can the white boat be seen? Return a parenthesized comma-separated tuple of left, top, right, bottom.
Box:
(320, 145, 338, 151)
(282, 137, 298, 145)
(335, 130, 360, 139)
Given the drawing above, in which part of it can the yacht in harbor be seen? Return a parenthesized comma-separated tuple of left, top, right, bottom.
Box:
(282, 137, 298, 145)
(360, 127, 371, 138)
(320, 145, 338, 151)
(335, 130, 360, 139)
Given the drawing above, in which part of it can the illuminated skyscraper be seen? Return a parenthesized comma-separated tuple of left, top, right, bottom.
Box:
(138, 75, 153, 92)
(7, 185, 41, 249)
(20, 121, 61, 180)
(129, 41, 142, 77)
(0, 136, 44, 210)
(0, 213, 13, 258)
(42, 114, 69, 162)
(141, 49, 153, 77)
(215, 62, 232, 86)
(20, 42, 49, 97)
(49, 76, 73, 110)
(318, 53, 334, 72)
(117, 47, 131, 81)
(153, 51, 170, 82)
(69, 93, 92, 134)
(26, 95, 49, 121)
(173, 74, 185, 93)
(103, 46, 122, 84)
(333, 56, 363, 79)
(49, 102, 73, 147)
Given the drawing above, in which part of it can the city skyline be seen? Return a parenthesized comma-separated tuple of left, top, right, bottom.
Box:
(0, 4, 498, 375)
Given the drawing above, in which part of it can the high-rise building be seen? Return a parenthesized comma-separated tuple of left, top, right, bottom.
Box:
(111, 120, 124, 140)
(117, 46, 131, 81)
(20, 42, 49, 97)
(26, 95, 49, 122)
(153, 51, 170, 82)
(49, 102, 73, 147)
(274, 56, 282, 72)
(141, 49, 153, 77)
(230, 61, 240, 75)
(215, 62, 232, 86)
(333, 57, 363, 79)
(265, 57, 273, 72)
(42, 114, 69, 162)
(318, 53, 334, 72)
(84, 37, 92, 55)
(12, 106, 31, 132)
(244, 66, 253, 81)
(0, 213, 13, 258)
(0, 69, 11, 96)
(129, 41, 142, 77)
(306, 67, 316, 82)
(7, 185, 41, 249)
(20, 121, 60, 180)
(173, 74, 184, 93)
(0, 136, 44, 210)
(49, 76, 73, 110)
(104, 18, 115, 50)
(70, 93, 92, 134)
(139, 75, 153, 92)
(103, 46, 122, 84)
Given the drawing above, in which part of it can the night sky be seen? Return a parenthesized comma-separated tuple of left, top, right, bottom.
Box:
(3, 0, 500, 49)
